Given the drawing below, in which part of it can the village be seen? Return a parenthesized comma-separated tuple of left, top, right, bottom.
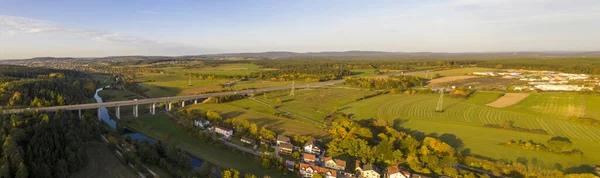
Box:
(471, 70, 599, 91)
(194, 119, 420, 178)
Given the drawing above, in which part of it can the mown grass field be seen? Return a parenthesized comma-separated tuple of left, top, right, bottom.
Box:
(254, 88, 379, 121)
(161, 63, 265, 76)
(186, 101, 329, 138)
(410, 67, 493, 78)
(342, 92, 600, 166)
(118, 114, 291, 177)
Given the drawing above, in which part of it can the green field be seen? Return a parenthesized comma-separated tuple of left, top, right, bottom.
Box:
(506, 93, 590, 119)
(161, 63, 265, 76)
(254, 88, 379, 121)
(410, 67, 493, 78)
(341, 92, 600, 166)
(186, 100, 329, 138)
(118, 114, 290, 177)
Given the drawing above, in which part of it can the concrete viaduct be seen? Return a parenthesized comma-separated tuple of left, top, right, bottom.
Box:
(1, 80, 344, 119)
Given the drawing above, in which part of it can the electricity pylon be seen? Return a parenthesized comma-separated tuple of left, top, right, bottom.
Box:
(435, 88, 444, 112)
(188, 73, 192, 86)
(289, 80, 295, 97)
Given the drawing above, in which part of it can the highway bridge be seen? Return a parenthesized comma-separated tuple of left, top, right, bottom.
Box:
(1, 80, 344, 119)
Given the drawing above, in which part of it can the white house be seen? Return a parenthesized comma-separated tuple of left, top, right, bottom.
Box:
(323, 157, 346, 170)
(303, 140, 322, 154)
(387, 166, 411, 178)
(214, 126, 233, 138)
(276, 135, 290, 145)
(356, 162, 381, 178)
(299, 163, 337, 178)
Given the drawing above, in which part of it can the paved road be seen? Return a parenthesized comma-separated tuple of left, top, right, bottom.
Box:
(1, 79, 344, 114)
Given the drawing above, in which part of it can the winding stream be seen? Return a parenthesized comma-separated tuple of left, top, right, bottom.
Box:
(94, 87, 203, 170)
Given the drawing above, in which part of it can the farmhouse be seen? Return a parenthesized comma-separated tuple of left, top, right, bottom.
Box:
(303, 140, 322, 154)
(302, 153, 316, 164)
(299, 163, 337, 178)
(323, 157, 346, 170)
(276, 135, 291, 145)
(214, 126, 233, 138)
(279, 142, 293, 155)
(356, 161, 381, 178)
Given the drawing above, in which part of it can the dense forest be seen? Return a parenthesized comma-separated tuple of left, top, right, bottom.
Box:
(476, 58, 600, 75)
(0, 111, 101, 178)
(0, 65, 97, 107)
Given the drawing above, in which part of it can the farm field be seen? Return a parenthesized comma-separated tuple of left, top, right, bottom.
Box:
(160, 63, 266, 76)
(401, 119, 600, 168)
(342, 93, 600, 166)
(118, 114, 291, 177)
(486, 93, 530, 108)
(427, 75, 480, 85)
(410, 67, 492, 78)
(429, 77, 525, 89)
(506, 93, 589, 118)
(254, 88, 379, 121)
(186, 101, 329, 138)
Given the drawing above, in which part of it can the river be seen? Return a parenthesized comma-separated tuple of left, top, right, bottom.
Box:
(94, 87, 203, 170)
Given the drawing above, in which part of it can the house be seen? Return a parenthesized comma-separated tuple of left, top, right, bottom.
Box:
(277, 135, 291, 145)
(194, 119, 210, 128)
(387, 166, 411, 178)
(285, 160, 295, 172)
(299, 163, 337, 178)
(303, 140, 322, 154)
(279, 142, 293, 155)
(260, 139, 271, 145)
(338, 171, 355, 178)
(214, 126, 234, 138)
(240, 137, 254, 145)
(356, 161, 381, 178)
(302, 153, 316, 164)
(323, 157, 346, 170)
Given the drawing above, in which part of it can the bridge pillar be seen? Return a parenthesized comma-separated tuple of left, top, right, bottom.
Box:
(134, 104, 138, 118)
(194, 99, 198, 104)
(116, 106, 120, 119)
(151, 103, 156, 115)
(181, 100, 185, 107)
(97, 108, 101, 120)
(168, 102, 172, 111)
(78, 109, 82, 119)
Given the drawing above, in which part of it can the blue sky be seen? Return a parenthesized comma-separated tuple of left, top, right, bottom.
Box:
(1, 0, 599, 59)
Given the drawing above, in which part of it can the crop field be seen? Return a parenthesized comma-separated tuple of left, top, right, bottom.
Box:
(186, 100, 329, 138)
(343, 92, 600, 165)
(429, 77, 525, 89)
(254, 88, 379, 121)
(426, 75, 481, 85)
(486, 93, 530, 108)
(410, 67, 492, 78)
(72, 142, 137, 178)
(506, 93, 589, 118)
(160, 63, 265, 76)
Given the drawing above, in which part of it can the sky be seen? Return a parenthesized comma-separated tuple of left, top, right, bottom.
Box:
(1, 0, 599, 59)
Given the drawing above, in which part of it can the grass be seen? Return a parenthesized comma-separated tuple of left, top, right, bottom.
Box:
(118, 114, 291, 177)
(72, 141, 138, 178)
(506, 92, 587, 118)
(342, 92, 600, 166)
(253, 88, 379, 121)
(410, 67, 493, 78)
(350, 69, 378, 77)
(161, 63, 265, 76)
(186, 100, 329, 138)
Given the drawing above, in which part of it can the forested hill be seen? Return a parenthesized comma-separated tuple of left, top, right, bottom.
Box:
(0, 65, 97, 108)
(0, 111, 101, 178)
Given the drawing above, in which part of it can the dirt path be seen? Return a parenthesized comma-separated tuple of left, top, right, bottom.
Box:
(486, 93, 530, 108)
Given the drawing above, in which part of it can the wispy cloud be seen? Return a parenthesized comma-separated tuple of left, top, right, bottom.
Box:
(139, 10, 158, 15)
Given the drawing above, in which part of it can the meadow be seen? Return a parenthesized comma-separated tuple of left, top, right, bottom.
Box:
(410, 67, 492, 78)
(341, 92, 600, 166)
(186, 100, 329, 138)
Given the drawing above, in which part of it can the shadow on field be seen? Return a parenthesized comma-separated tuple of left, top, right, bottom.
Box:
(391, 119, 465, 150)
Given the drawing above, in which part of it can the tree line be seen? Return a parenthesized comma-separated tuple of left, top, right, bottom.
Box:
(344, 76, 425, 89)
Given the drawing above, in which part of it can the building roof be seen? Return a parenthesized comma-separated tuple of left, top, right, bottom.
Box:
(277, 135, 290, 142)
(387, 166, 399, 174)
(280, 142, 293, 149)
(241, 137, 254, 142)
(334, 159, 347, 168)
(285, 160, 295, 170)
(303, 153, 316, 161)
(362, 164, 380, 173)
(215, 126, 233, 132)
(299, 163, 337, 177)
